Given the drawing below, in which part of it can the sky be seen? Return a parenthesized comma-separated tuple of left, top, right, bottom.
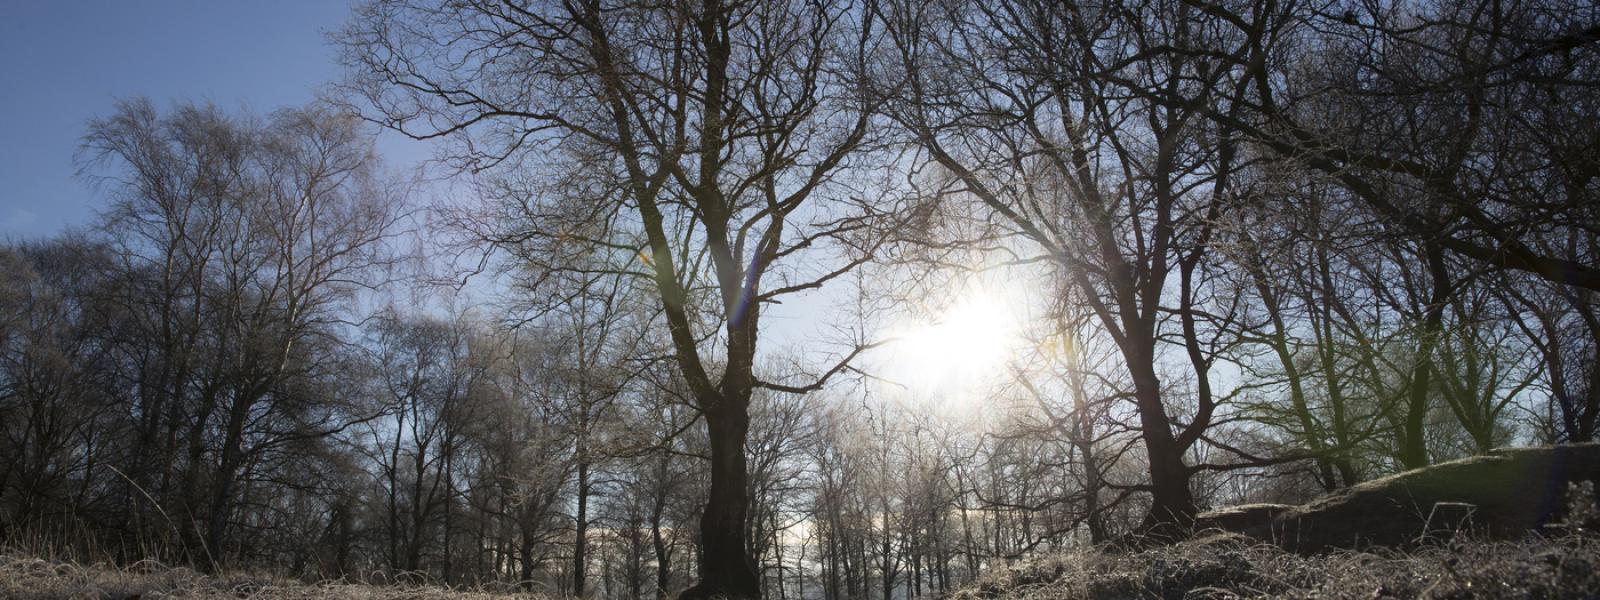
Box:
(0, 1, 1020, 407)
(0, 1, 431, 239)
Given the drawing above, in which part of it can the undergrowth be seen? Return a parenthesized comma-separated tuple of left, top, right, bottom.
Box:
(954, 533, 1600, 600)
(6, 532, 1597, 598)
(0, 552, 552, 600)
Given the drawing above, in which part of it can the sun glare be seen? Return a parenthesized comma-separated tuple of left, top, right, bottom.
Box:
(884, 288, 1022, 403)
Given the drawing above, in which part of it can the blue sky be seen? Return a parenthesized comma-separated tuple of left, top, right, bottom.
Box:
(0, 1, 946, 396)
(0, 1, 430, 239)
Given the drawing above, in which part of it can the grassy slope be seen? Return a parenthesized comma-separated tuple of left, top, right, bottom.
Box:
(0, 553, 551, 600)
(954, 534, 1600, 600)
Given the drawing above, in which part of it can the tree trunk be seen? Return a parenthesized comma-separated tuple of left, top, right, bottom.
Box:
(204, 388, 258, 571)
(1313, 249, 1361, 486)
(651, 477, 672, 600)
(679, 400, 760, 599)
(519, 542, 535, 591)
(1127, 357, 1197, 535)
(1401, 244, 1452, 470)
(575, 457, 590, 598)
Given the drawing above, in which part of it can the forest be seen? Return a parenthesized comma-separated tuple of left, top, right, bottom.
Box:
(1, 0, 1597, 599)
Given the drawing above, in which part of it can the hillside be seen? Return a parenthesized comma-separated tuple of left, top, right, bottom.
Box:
(958, 450, 1600, 600)
(954, 534, 1600, 600)
(1197, 444, 1600, 553)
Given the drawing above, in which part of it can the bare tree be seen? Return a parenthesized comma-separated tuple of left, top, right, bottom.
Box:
(872, 0, 1275, 533)
(340, 2, 888, 596)
(74, 99, 399, 568)
(1198, 0, 1600, 291)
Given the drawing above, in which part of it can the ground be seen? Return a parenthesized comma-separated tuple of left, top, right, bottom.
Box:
(6, 534, 1598, 599)
(957, 533, 1600, 600)
(0, 554, 549, 600)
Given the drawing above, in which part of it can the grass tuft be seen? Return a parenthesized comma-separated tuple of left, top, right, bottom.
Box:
(948, 533, 1600, 600)
(0, 552, 554, 599)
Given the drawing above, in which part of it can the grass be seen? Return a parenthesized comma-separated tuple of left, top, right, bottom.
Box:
(953, 533, 1600, 600)
(7, 534, 1597, 599)
(0, 553, 552, 600)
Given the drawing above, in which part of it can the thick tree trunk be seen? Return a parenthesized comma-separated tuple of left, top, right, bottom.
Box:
(1400, 359, 1435, 470)
(1572, 304, 1600, 441)
(519, 543, 535, 591)
(1128, 358, 1197, 536)
(679, 401, 760, 600)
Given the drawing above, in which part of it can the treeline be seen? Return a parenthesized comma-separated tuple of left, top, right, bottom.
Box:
(4, 0, 1600, 599)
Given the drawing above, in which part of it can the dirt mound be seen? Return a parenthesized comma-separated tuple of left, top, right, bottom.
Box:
(1203, 444, 1600, 553)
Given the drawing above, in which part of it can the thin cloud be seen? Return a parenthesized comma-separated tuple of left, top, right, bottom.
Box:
(0, 207, 38, 232)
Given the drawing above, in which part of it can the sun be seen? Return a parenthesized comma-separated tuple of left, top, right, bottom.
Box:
(882, 287, 1022, 403)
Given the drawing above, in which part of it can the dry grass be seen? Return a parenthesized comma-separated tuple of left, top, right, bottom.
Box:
(9, 535, 1598, 599)
(0, 553, 551, 600)
(952, 533, 1600, 600)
